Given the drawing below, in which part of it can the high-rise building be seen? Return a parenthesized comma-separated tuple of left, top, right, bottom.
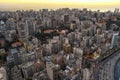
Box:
(64, 15, 69, 23)
(48, 39, 61, 54)
(114, 8, 119, 14)
(111, 32, 119, 48)
(10, 48, 19, 65)
(0, 49, 6, 63)
(6, 18, 15, 31)
(19, 61, 34, 79)
(0, 67, 7, 80)
(0, 20, 6, 34)
(25, 18, 36, 35)
(34, 59, 45, 73)
(17, 21, 29, 43)
(46, 62, 60, 80)
(83, 68, 90, 80)
(63, 43, 71, 54)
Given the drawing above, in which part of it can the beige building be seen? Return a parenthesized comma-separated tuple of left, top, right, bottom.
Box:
(0, 67, 7, 80)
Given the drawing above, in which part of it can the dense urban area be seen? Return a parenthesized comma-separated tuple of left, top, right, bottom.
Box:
(0, 8, 120, 80)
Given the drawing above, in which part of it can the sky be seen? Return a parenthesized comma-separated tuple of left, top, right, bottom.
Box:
(0, 0, 120, 11)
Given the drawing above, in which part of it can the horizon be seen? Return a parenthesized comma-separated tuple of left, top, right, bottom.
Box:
(0, 0, 120, 11)
(0, 8, 118, 12)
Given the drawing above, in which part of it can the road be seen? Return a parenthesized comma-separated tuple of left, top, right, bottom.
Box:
(92, 50, 120, 80)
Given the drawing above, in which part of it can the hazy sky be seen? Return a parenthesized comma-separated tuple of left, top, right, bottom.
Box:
(0, 0, 120, 11)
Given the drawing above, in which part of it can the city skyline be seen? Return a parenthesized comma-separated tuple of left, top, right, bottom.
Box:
(0, 4, 120, 80)
(0, 0, 120, 11)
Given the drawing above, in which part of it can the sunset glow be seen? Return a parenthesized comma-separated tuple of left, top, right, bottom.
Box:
(0, 0, 120, 11)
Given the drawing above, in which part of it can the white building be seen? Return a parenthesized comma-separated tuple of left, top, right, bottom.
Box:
(0, 67, 7, 80)
(46, 62, 60, 80)
(83, 68, 90, 80)
(111, 32, 119, 48)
